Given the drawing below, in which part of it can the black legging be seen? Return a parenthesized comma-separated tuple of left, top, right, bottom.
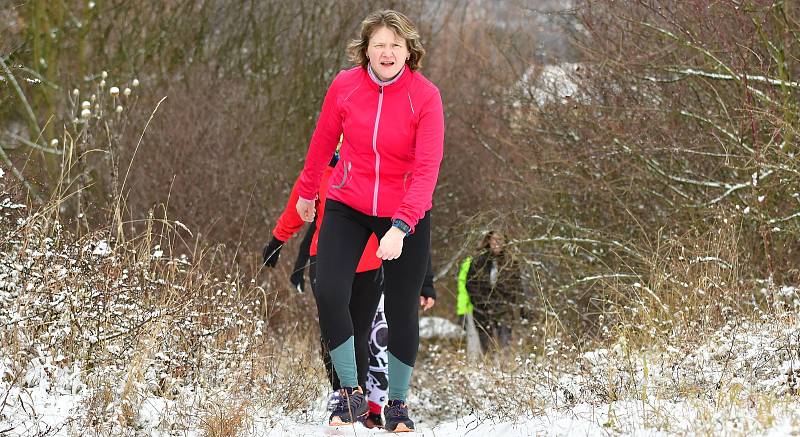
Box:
(309, 256, 383, 390)
(315, 200, 430, 390)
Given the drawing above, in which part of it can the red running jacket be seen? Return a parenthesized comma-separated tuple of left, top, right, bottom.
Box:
(273, 166, 382, 273)
(296, 65, 445, 233)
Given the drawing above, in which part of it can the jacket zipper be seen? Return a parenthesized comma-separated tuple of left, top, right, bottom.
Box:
(371, 86, 384, 216)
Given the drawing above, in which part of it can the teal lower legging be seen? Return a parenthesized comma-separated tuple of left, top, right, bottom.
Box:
(309, 256, 382, 391)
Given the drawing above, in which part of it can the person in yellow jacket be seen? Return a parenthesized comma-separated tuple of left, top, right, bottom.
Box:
(456, 231, 522, 350)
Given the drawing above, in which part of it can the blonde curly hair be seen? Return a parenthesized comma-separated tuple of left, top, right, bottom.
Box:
(347, 10, 426, 71)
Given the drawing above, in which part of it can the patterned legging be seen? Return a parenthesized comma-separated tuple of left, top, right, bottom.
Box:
(366, 295, 389, 408)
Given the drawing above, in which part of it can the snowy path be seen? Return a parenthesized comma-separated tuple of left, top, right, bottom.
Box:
(256, 400, 800, 437)
(256, 413, 593, 437)
(5, 368, 800, 436)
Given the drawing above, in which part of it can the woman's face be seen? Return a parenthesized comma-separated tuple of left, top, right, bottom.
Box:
(367, 26, 409, 81)
(489, 233, 504, 255)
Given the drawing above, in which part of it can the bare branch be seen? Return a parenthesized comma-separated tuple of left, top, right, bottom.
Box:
(0, 55, 41, 139)
(5, 132, 63, 155)
(0, 144, 43, 204)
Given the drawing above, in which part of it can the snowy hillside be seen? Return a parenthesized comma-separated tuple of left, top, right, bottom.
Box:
(4, 165, 800, 436)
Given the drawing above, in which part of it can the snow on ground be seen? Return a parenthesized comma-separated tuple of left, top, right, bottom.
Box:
(4, 384, 800, 436)
(5, 314, 800, 435)
(5, 169, 800, 436)
(418, 316, 462, 340)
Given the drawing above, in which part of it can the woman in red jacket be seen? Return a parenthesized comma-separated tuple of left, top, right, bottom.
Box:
(295, 10, 444, 432)
(262, 151, 437, 429)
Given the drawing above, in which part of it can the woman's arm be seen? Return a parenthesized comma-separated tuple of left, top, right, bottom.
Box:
(456, 256, 473, 316)
(264, 174, 320, 267)
(296, 73, 345, 202)
(391, 89, 444, 233)
(420, 254, 437, 310)
(421, 254, 436, 300)
(274, 176, 313, 241)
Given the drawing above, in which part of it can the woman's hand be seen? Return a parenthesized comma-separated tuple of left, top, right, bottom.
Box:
(296, 197, 316, 222)
(376, 226, 405, 260)
(419, 296, 435, 311)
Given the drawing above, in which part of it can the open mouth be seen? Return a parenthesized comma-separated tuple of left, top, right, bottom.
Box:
(380, 61, 395, 67)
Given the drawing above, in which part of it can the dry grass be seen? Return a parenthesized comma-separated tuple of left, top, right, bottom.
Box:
(601, 217, 751, 348)
(5, 157, 800, 435)
(0, 93, 324, 433)
(0, 185, 325, 431)
(200, 399, 252, 437)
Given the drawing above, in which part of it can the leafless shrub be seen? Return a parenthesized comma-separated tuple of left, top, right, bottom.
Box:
(425, 0, 800, 344)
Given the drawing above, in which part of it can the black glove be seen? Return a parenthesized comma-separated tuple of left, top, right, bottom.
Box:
(421, 255, 435, 299)
(262, 236, 284, 267)
(421, 285, 437, 300)
(289, 269, 305, 293)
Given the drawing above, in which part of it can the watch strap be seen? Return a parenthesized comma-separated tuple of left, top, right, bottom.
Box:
(391, 219, 411, 235)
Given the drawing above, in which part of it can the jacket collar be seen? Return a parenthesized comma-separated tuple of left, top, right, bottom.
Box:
(365, 64, 411, 92)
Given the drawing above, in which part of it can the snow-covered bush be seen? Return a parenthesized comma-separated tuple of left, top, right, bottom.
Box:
(0, 165, 320, 435)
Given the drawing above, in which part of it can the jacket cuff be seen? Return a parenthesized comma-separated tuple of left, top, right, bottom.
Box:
(391, 212, 418, 234)
(270, 235, 285, 245)
(272, 228, 291, 243)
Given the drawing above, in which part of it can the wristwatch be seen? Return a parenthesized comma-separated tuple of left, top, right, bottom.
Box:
(391, 219, 411, 236)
